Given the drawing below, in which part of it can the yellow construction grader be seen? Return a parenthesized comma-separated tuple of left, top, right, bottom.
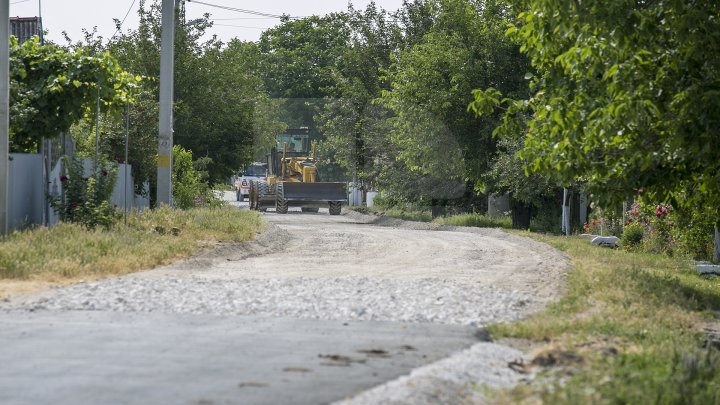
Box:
(249, 128, 346, 215)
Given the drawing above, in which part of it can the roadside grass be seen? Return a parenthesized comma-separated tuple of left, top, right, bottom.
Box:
(490, 231, 720, 404)
(0, 206, 264, 282)
(354, 205, 512, 228)
(433, 212, 512, 229)
(384, 207, 433, 222)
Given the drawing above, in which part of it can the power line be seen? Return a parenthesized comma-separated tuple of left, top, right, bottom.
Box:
(186, 0, 290, 19)
(210, 17, 278, 20)
(187, 0, 399, 25)
(212, 23, 267, 30)
(110, 0, 138, 41)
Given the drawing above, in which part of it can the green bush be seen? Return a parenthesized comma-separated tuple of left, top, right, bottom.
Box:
(50, 156, 119, 229)
(172, 145, 223, 209)
(621, 222, 645, 249)
(673, 202, 715, 261)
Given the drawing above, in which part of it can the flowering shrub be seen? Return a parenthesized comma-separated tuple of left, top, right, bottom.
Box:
(623, 200, 677, 256)
(50, 156, 119, 229)
(618, 198, 716, 260)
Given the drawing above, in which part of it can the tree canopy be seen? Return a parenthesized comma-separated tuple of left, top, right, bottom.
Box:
(478, 0, 720, 219)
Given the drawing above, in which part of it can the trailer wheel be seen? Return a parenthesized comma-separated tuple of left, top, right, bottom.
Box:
(276, 183, 288, 214)
(329, 201, 342, 215)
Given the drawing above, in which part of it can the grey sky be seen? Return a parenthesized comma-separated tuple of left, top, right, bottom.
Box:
(10, 0, 406, 44)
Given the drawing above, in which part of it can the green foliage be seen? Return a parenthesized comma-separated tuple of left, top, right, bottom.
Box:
(624, 201, 677, 255)
(490, 0, 720, 225)
(172, 145, 222, 210)
(621, 222, 644, 250)
(541, 349, 720, 405)
(259, 14, 352, 99)
(622, 199, 715, 260)
(586, 205, 625, 237)
(50, 156, 119, 230)
(381, 0, 528, 185)
(258, 12, 356, 182)
(529, 200, 563, 233)
(98, 1, 278, 192)
(673, 199, 717, 261)
(317, 4, 401, 186)
(482, 135, 560, 229)
(9, 37, 138, 152)
(383, 207, 433, 223)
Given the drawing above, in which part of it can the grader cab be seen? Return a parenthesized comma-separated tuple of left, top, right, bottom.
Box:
(249, 129, 346, 215)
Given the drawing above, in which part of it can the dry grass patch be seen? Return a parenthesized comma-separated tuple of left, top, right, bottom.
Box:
(0, 206, 264, 286)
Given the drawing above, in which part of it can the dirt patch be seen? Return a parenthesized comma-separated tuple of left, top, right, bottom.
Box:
(339, 210, 572, 314)
(0, 279, 95, 301)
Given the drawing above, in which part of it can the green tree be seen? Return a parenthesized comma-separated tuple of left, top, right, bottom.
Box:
(106, 0, 267, 188)
(258, 12, 353, 138)
(317, 2, 400, 187)
(478, 0, 720, 256)
(381, 0, 530, 205)
(259, 14, 352, 100)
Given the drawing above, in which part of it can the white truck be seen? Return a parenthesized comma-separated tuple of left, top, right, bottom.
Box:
(234, 163, 267, 201)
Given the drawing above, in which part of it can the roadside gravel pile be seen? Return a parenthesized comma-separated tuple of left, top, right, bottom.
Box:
(11, 276, 533, 326)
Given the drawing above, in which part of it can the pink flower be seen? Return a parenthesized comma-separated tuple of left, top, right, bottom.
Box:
(102, 170, 108, 177)
(60, 175, 68, 182)
(655, 204, 670, 218)
(71, 202, 78, 209)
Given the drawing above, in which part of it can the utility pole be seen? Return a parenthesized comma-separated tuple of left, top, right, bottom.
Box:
(0, 0, 10, 236)
(157, 0, 175, 206)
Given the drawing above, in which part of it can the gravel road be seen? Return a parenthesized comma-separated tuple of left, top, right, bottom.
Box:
(2, 198, 571, 403)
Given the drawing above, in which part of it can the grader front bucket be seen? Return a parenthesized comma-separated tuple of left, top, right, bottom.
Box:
(280, 182, 347, 204)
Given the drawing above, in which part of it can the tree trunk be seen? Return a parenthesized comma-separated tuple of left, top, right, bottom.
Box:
(714, 226, 720, 264)
(511, 198, 531, 229)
